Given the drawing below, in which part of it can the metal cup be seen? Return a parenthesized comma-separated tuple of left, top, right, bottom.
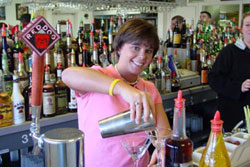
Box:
(98, 110, 155, 138)
(43, 128, 84, 167)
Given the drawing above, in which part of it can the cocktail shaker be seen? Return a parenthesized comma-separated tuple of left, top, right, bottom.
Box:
(98, 110, 155, 138)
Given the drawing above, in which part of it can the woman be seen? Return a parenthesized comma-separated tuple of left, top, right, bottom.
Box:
(208, 12, 250, 132)
(62, 18, 171, 167)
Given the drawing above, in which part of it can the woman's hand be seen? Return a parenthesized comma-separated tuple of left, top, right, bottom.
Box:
(148, 149, 157, 167)
(114, 81, 155, 124)
(241, 79, 250, 92)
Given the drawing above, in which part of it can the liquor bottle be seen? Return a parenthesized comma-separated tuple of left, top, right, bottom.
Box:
(17, 52, 29, 93)
(23, 72, 32, 121)
(147, 64, 156, 84)
(165, 90, 193, 167)
(42, 84, 56, 117)
(77, 27, 83, 67)
(68, 49, 77, 113)
(0, 70, 13, 127)
(1, 49, 13, 96)
(173, 22, 181, 48)
(12, 26, 22, 71)
(201, 60, 208, 85)
(164, 29, 172, 48)
(171, 72, 181, 92)
(181, 19, 187, 48)
(44, 52, 51, 85)
(55, 63, 68, 115)
(66, 21, 72, 68)
(155, 56, 163, 92)
(11, 71, 25, 125)
(1, 24, 14, 72)
(199, 111, 231, 167)
(92, 42, 99, 65)
(100, 43, 110, 68)
(164, 56, 172, 93)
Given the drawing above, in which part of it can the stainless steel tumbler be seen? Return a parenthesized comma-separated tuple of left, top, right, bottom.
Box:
(98, 110, 155, 138)
(43, 128, 84, 167)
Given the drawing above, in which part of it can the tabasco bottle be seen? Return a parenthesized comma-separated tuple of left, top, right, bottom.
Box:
(165, 90, 193, 167)
(199, 111, 231, 167)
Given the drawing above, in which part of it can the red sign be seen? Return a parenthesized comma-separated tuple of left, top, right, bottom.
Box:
(20, 16, 60, 57)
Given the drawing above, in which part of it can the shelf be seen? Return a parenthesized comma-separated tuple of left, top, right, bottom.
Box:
(161, 85, 217, 112)
(0, 113, 78, 152)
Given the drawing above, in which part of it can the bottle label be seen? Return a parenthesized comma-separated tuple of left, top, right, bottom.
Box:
(161, 75, 166, 91)
(45, 71, 50, 84)
(43, 92, 56, 115)
(19, 78, 29, 93)
(13, 100, 25, 124)
(69, 89, 77, 109)
(13, 53, 18, 71)
(5, 80, 13, 96)
(0, 102, 13, 126)
(166, 77, 172, 92)
(78, 53, 83, 66)
(56, 89, 68, 113)
(201, 69, 208, 83)
(173, 33, 181, 45)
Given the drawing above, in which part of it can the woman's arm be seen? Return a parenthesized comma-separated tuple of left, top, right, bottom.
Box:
(62, 66, 154, 123)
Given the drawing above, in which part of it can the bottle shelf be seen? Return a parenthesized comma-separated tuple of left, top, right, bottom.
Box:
(0, 113, 78, 152)
(162, 84, 217, 112)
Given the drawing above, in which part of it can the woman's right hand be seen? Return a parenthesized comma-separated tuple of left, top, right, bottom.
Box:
(241, 79, 250, 92)
(114, 81, 155, 124)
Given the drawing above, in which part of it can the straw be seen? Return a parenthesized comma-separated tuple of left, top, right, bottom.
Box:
(243, 105, 250, 134)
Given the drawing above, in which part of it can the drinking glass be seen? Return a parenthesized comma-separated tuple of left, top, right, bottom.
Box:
(121, 133, 151, 167)
(147, 127, 172, 167)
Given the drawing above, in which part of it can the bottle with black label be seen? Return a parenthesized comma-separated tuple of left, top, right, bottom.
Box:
(55, 63, 68, 115)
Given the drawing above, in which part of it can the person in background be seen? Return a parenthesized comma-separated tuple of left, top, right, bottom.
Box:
(171, 15, 184, 31)
(200, 11, 212, 26)
(208, 12, 250, 132)
(11, 13, 31, 35)
(62, 18, 171, 167)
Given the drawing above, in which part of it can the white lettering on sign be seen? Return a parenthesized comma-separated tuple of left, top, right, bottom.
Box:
(25, 23, 57, 40)
(21, 134, 29, 144)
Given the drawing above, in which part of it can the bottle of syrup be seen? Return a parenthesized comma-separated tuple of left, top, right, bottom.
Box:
(199, 111, 231, 167)
(165, 90, 193, 167)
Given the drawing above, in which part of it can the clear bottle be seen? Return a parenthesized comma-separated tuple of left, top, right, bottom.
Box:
(0, 70, 13, 127)
(11, 71, 25, 125)
(147, 64, 156, 84)
(171, 72, 181, 92)
(155, 56, 163, 92)
(165, 90, 193, 167)
(199, 111, 231, 167)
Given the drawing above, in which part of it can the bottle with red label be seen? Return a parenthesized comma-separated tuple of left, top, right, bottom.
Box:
(11, 71, 25, 125)
(165, 90, 193, 167)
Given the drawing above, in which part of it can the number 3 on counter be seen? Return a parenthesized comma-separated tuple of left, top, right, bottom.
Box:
(21, 134, 29, 144)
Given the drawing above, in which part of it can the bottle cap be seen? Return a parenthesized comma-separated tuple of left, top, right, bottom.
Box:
(174, 90, 186, 109)
(211, 110, 224, 132)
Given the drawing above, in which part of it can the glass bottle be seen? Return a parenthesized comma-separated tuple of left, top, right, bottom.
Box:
(0, 70, 13, 127)
(100, 43, 110, 68)
(23, 72, 32, 121)
(55, 63, 68, 115)
(147, 64, 156, 84)
(68, 49, 77, 113)
(164, 29, 172, 48)
(199, 111, 231, 167)
(171, 72, 181, 92)
(155, 56, 163, 92)
(17, 52, 29, 93)
(165, 90, 193, 167)
(42, 84, 56, 117)
(173, 21, 181, 48)
(11, 71, 25, 125)
(1, 49, 13, 96)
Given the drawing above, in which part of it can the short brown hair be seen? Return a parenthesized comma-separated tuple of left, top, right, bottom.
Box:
(171, 15, 184, 24)
(241, 12, 250, 28)
(113, 18, 159, 57)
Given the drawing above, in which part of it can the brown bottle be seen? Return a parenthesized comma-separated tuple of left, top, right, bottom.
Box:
(42, 84, 56, 117)
(54, 63, 68, 115)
